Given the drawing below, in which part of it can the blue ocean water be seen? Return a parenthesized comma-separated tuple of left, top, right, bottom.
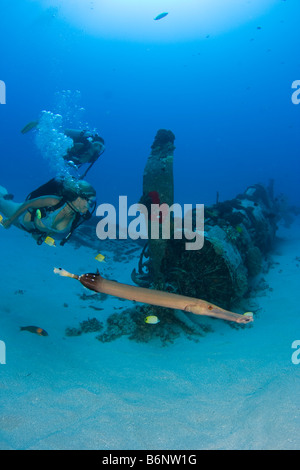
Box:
(1, 0, 299, 207)
(0, 0, 300, 451)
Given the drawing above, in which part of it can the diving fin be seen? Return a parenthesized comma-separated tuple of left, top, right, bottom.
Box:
(3, 193, 14, 201)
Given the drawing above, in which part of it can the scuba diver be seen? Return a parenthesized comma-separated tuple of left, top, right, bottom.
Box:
(0, 177, 97, 246)
(21, 122, 105, 179)
(63, 129, 105, 178)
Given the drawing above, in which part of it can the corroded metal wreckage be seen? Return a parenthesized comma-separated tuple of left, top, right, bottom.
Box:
(133, 129, 282, 312)
(63, 130, 291, 344)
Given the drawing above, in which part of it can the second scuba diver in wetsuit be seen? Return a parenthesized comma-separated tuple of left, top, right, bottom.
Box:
(64, 129, 105, 167)
(21, 123, 105, 178)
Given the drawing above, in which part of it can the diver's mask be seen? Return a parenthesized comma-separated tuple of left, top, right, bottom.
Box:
(80, 196, 97, 216)
(86, 196, 97, 209)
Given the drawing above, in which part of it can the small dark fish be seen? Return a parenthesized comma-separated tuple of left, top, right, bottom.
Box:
(21, 120, 39, 134)
(154, 12, 168, 21)
(20, 326, 49, 337)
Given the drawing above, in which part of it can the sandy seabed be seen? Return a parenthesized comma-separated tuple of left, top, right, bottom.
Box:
(0, 219, 300, 450)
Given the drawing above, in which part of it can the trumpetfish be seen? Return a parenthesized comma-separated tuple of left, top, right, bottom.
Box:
(54, 268, 253, 324)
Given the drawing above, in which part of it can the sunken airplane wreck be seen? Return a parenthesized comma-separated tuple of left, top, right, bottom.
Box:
(68, 129, 294, 344)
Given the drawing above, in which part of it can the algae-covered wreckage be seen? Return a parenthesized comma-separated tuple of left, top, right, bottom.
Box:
(64, 129, 290, 345)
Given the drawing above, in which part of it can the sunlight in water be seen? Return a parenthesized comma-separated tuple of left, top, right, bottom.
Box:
(36, 0, 277, 42)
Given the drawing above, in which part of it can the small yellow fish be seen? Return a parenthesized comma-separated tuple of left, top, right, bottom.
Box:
(44, 236, 56, 247)
(95, 253, 106, 262)
(144, 315, 160, 325)
(0, 214, 3, 224)
(36, 209, 42, 220)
